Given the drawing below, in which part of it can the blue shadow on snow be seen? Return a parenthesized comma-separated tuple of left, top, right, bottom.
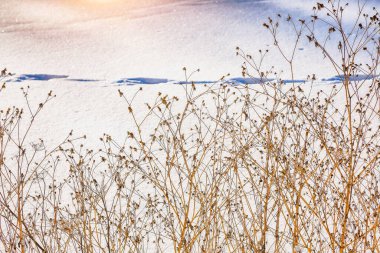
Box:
(12, 74, 69, 82)
(115, 78, 171, 85)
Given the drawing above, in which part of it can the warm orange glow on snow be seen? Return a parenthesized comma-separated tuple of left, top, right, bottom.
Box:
(76, 0, 123, 5)
(84, 0, 122, 3)
(65, 0, 164, 10)
(68, 0, 149, 9)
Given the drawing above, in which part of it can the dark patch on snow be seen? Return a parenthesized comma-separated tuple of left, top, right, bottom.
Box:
(115, 77, 171, 85)
(11, 74, 69, 82)
(322, 74, 378, 82)
(282, 79, 306, 84)
(67, 78, 100, 82)
(177, 78, 306, 85)
(228, 77, 274, 84)
(176, 80, 215, 84)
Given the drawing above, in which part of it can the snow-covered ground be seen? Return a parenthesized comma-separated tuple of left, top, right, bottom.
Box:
(1, 75, 378, 252)
(0, 74, 376, 151)
(0, 1, 379, 252)
(1, 0, 377, 82)
(0, 0, 378, 153)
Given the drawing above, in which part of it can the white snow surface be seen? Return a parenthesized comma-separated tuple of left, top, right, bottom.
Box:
(1, 0, 379, 81)
(0, 0, 379, 150)
(0, 2, 379, 251)
(0, 78, 367, 152)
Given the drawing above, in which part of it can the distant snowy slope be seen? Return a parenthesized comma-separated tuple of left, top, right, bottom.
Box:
(4, 0, 378, 81)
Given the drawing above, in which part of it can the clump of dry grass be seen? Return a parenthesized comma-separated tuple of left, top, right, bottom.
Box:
(0, 0, 379, 252)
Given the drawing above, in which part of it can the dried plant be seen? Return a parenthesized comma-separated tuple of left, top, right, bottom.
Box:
(0, 0, 379, 252)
